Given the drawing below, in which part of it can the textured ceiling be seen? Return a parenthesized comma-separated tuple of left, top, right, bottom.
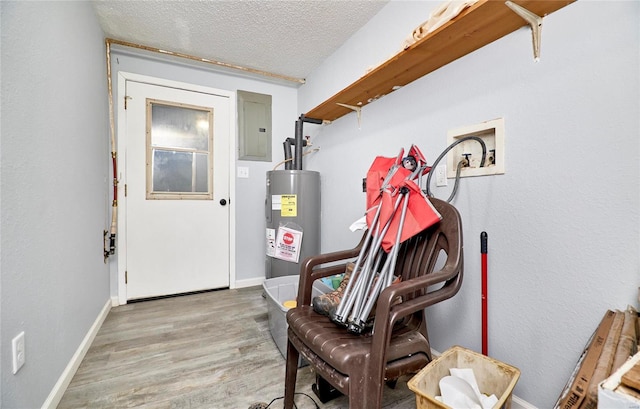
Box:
(93, 0, 389, 81)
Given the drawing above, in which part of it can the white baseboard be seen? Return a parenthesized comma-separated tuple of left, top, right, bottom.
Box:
(234, 276, 264, 289)
(110, 296, 119, 307)
(512, 395, 538, 409)
(41, 298, 111, 409)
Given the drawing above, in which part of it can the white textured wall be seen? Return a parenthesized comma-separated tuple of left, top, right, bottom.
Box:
(1, 2, 110, 407)
(299, 1, 640, 407)
(107, 50, 299, 291)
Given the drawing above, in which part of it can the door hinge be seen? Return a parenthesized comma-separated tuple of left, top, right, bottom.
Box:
(124, 184, 127, 197)
(124, 95, 132, 110)
(125, 271, 128, 284)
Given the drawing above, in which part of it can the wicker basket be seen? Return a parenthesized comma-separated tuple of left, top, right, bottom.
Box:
(408, 345, 521, 409)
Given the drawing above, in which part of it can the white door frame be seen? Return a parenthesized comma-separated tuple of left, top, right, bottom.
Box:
(116, 72, 237, 305)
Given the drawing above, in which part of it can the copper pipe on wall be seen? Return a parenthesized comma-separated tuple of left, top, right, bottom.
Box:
(105, 40, 118, 260)
(106, 38, 305, 84)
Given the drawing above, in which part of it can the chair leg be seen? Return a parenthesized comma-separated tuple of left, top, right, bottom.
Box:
(347, 368, 384, 409)
(348, 386, 384, 409)
(283, 337, 299, 409)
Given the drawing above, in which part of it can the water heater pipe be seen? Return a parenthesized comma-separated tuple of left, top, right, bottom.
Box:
(294, 118, 304, 170)
(283, 139, 293, 170)
(481, 231, 488, 355)
(293, 115, 323, 170)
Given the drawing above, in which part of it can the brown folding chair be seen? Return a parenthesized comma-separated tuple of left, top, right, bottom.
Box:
(284, 197, 464, 409)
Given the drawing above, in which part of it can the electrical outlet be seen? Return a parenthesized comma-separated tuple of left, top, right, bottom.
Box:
(237, 166, 249, 179)
(12, 331, 25, 374)
(435, 165, 448, 187)
(446, 118, 505, 178)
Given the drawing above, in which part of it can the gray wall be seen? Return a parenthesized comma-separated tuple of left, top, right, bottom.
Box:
(1, 1, 111, 408)
(299, 1, 639, 407)
(1, 1, 638, 407)
(107, 50, 299, 292)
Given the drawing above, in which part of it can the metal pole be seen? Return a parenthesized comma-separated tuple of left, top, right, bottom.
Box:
(350, 189, 410, 333)
(332, 203, 383, 324)
(344, 193, 403, 321)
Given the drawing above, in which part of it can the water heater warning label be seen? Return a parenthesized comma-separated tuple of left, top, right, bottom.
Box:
(274, 225, 303, 263)
(280, 195, 297, 217)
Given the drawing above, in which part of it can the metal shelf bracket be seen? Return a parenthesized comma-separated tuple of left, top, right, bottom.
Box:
(336, 103, 363, 129)
(505, 1, 543, 61)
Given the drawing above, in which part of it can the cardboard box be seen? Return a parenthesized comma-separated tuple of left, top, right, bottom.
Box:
(599, 351, 640, 408)
(554, 310, 616, 409)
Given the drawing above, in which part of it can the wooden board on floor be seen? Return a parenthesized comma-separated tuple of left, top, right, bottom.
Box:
(621, 360, 640, 392)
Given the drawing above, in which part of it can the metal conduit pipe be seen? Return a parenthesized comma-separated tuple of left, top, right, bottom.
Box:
(283, 139, 293, 170)
(294, 119, 304, 170)
(295, 115, 323, 170)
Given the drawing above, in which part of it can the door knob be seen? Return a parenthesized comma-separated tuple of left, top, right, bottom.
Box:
(219, 198, 227, 206)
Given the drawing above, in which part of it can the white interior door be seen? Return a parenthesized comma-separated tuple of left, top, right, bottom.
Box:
(124, 80, 230, 300)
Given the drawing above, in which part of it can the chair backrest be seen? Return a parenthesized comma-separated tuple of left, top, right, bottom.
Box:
(388, 197, 463, 323)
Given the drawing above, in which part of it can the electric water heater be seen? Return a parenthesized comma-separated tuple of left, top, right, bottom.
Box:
(265, 170, 320, 278)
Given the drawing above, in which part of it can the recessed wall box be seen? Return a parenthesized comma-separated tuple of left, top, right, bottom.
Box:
(446, 118, 505, 178)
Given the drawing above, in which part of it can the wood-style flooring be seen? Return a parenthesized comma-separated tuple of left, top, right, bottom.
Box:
(58, 286, 417, 409)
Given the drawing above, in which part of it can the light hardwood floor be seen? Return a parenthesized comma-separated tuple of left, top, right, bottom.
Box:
(58, 286, 417, 409)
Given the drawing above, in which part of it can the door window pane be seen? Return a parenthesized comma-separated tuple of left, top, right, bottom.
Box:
(150, 103, 210, 151)
(194, 153, 208, 193)
(146, 99, 213, 199)
(152, 150, 193, 192)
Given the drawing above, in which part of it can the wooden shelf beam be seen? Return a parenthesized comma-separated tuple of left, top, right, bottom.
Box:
(305, 0, 575, 122)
